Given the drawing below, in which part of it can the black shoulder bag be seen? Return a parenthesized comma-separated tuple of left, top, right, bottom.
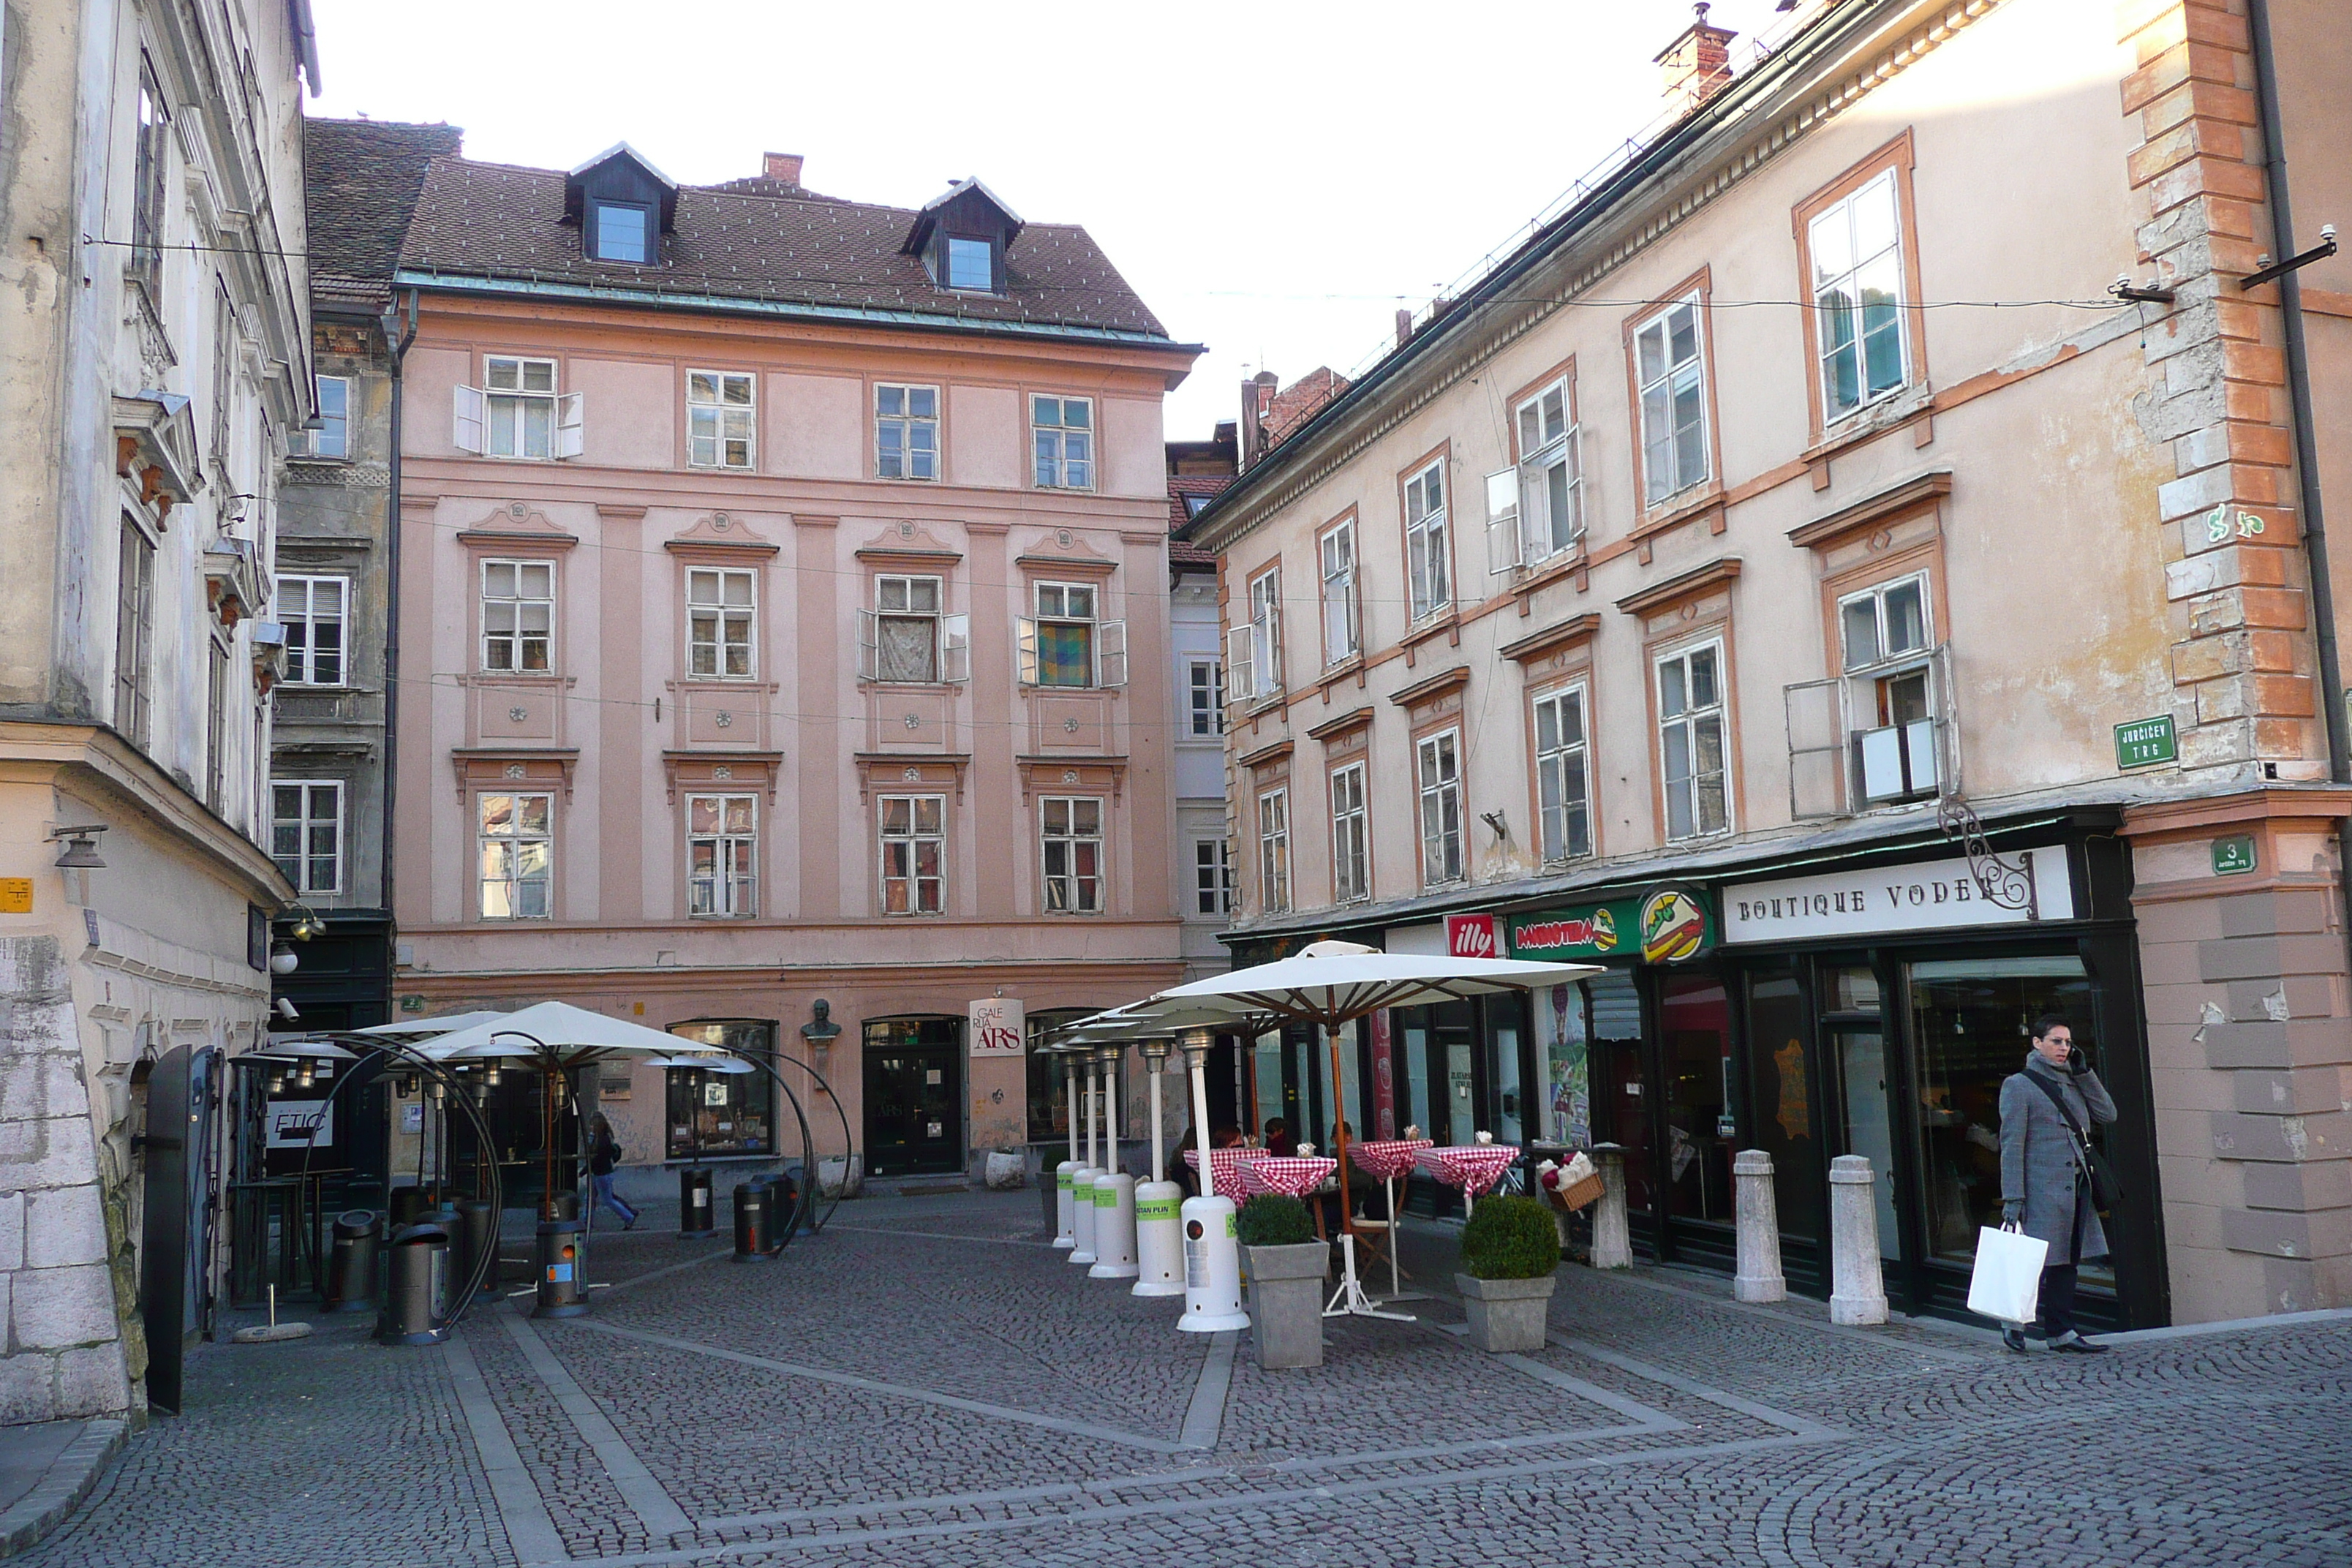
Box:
(2024, 1073, 2119, 1221)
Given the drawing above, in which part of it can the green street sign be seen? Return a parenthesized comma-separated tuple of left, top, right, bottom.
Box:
(2115, 715, 2177, 769)
(2211, 834, 2257, 876)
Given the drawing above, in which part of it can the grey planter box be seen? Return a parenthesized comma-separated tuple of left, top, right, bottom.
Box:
(1244, 1243, 1330, 1369)
(1456, 1271, 1556, 1354)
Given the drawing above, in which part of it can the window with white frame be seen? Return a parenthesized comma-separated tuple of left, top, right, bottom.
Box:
(1040, 796, 1104, 913)
(1018, 581, 1123, 689)
(1840, 574, 1937, 802)
(1533, 685, 1592, 862)
(270, 780, 343, 894)
(687, 794, 758, 917)
(1330, 762, 1368, 903)
(1417, 731, 1463, 886)
(686, 567, 756, 679)
(1032, 396, 1093, 489)
(1657, 642, 1729, 840)
(276, 575, 348, 685)
(1809, 171, 1908, 421)
(1517, 380, 1582, 559)
(1635, 297, 1708, 504)
(457, 356, 581, 461)
(878, 794, 946, 915)
(130, 60, 169, 280)
(1194, 838, 1233, 915)
(687, 372, 755, 470)
(1248, 567, 1283, 698)
(1187, 660, 1225, 736)
(1256, 788, 1290, 913)
(1319, 519, 1359, 665)
(862, 575, 947, 684)
(114, 518, 154, 747)
(480, 559, 554, 672)
(1404, 460, 1450, 622)
(478, 792, 552, 919)
(876, 384, 939, 480)
(289, 375, 350, 459)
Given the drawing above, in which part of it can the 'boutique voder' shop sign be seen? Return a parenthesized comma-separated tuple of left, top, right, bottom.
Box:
(1719, 851, 2075, 946)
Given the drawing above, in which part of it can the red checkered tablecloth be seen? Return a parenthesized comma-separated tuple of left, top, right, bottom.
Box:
(1235, 1156, 1338, 1199)
(1416, 1145, 1520, 1198)
(1182, 1145, 1270, 1194)
(1346, 1138, 1434, 1181)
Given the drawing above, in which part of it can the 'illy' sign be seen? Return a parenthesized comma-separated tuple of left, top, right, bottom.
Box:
(1446, 914, 1500, 959)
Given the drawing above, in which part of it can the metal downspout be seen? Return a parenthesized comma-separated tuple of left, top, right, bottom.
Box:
(2246, 0, 2352, 962)
(379, 292, 419, 960)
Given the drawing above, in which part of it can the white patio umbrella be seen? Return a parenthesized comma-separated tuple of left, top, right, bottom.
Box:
(351, 1011, 513, 1043)
(414, 1001, 736, 1207)
(1137, 940, 1601, 1320)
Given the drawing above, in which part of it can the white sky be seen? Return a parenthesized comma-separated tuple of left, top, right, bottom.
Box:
(308, 0, 1797, 441)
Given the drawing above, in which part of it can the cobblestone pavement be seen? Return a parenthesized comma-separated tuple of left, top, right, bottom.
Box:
(24, 1190, 2352, 1568)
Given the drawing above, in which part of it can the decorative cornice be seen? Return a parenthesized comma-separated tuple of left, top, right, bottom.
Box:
(852, 752, 972, 804)
(1787, 471, 1951, 550)
(1237, 739, 1296, 770)
(1305, 706, 1375, 743)
(1390, 666, 1472, 709)
(1616, 557, 1742, 618)
(1499, 614, 1602, 666)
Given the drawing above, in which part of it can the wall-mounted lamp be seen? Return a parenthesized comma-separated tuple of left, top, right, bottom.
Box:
(47, 825, 108, 870)
(283, 903, 324, 941)
(268, 941, 300, 976)
(1480, 809, 1509, 843)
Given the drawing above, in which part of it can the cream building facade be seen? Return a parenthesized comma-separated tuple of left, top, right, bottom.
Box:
(0, 0, 314, 1417)
(1187, 0, 2352, 1327)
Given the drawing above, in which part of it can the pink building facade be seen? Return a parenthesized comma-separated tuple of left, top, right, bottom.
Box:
(386, 146, 1196, 1187)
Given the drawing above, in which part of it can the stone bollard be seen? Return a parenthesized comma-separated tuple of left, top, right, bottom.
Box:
(1827, 1154, 1890, 1325)
(1732, 1150, 1786, 1303)
(1590, 1143, 1632, 1270)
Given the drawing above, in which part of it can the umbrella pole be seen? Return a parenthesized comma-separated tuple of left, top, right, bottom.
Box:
(1324, 1019, 1411, 1322)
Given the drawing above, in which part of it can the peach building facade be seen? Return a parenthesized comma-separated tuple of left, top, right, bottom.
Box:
(385, 147, 1196, 1186)
(1186, 0, 2352, 1326)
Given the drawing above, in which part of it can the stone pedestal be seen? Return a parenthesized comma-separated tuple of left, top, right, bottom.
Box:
(1733, 1149, 1786, 1303)
(1828, 1154, 1890, 1326)
(1591, 1144, 1632, 1270)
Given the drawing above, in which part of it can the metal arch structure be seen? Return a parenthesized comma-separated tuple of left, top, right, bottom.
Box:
(274, 1031, 506, 1326)
(753, 1049, 854, 1238)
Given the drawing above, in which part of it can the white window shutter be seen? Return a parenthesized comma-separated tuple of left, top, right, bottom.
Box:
(855, 608, 878, 682)
(1015, 617, 1039, 686)
(453, 385, 485, 454)
(1784, 678, 1847, 819)
(1225, 624, 1254, 704)
(941, 614, 970, 683)
(1903, 719, 1940, 794)
(554, 392, 585, 459)
(1096, 619, 1127, 689)
(1484, 468, 1520, 576)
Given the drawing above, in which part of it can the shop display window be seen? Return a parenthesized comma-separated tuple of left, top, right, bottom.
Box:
(1744, 968, 1820, 1241)
(1534, 981, 1591, 1149)
(664, 1019, 775, 1159)
(1659, 976, 1733, 1225)
(1907, 955, 2096, 1270)
(1024, 1009, 1092, 1142)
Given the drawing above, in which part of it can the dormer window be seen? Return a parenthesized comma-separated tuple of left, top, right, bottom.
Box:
(592, 200, 653, 263)
(903, 177, 1023, 298)
(945, 235, 995, 292)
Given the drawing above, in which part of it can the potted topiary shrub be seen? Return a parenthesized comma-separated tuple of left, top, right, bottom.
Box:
(1235, 1194, 1327, 1369)
(1455, 1194, 1561, 1354)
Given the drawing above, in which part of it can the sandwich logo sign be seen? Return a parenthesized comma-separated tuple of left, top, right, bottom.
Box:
(1513, 905, 1624, 958)
(1639, 887, 1711, 964)
(1512, 888, 1712, 965)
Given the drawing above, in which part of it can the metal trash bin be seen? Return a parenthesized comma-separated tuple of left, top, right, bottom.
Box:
(325, 1210, 380, 1314)
(544, 1189, 579, 1224)
(453, 1198, 499, 1299)
(388, 1185, 426, 1231)
(534, 1218, 587, 1318)
(678, 1168, 715, 1239)
(378, 1222, 451, 1345)
(731, 1182, 772, 1260)
(768, 1172, 801, 1245)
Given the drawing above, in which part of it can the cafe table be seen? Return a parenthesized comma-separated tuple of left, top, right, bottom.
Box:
(1181, 1145, 1271, 1197)
(1415, 1143, 1521, 1216)
(1345, 1138, 1432, 1298)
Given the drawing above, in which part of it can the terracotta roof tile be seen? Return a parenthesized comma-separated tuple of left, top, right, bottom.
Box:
(1169, 473, 1231, 564)
(396, 155, 1169, 338)
(304, 118, 465, 313)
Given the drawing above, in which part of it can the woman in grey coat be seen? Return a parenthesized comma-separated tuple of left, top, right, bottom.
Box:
(1997, 1015, 2117, 1353)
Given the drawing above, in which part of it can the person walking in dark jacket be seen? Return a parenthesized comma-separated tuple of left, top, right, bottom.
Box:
(589, 1113, 638, 1231)
(1997, 1016, 2116, 1353)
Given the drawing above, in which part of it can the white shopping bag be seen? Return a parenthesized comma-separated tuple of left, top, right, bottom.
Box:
(1966, 1225, 2048, 1324)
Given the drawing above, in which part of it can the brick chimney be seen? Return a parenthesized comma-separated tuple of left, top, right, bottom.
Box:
(1656, 3, 1737, 117)
(762, 152, 804, 185)
(1395, 307, 1414, 349)
(1240, 370, 1278, 469)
